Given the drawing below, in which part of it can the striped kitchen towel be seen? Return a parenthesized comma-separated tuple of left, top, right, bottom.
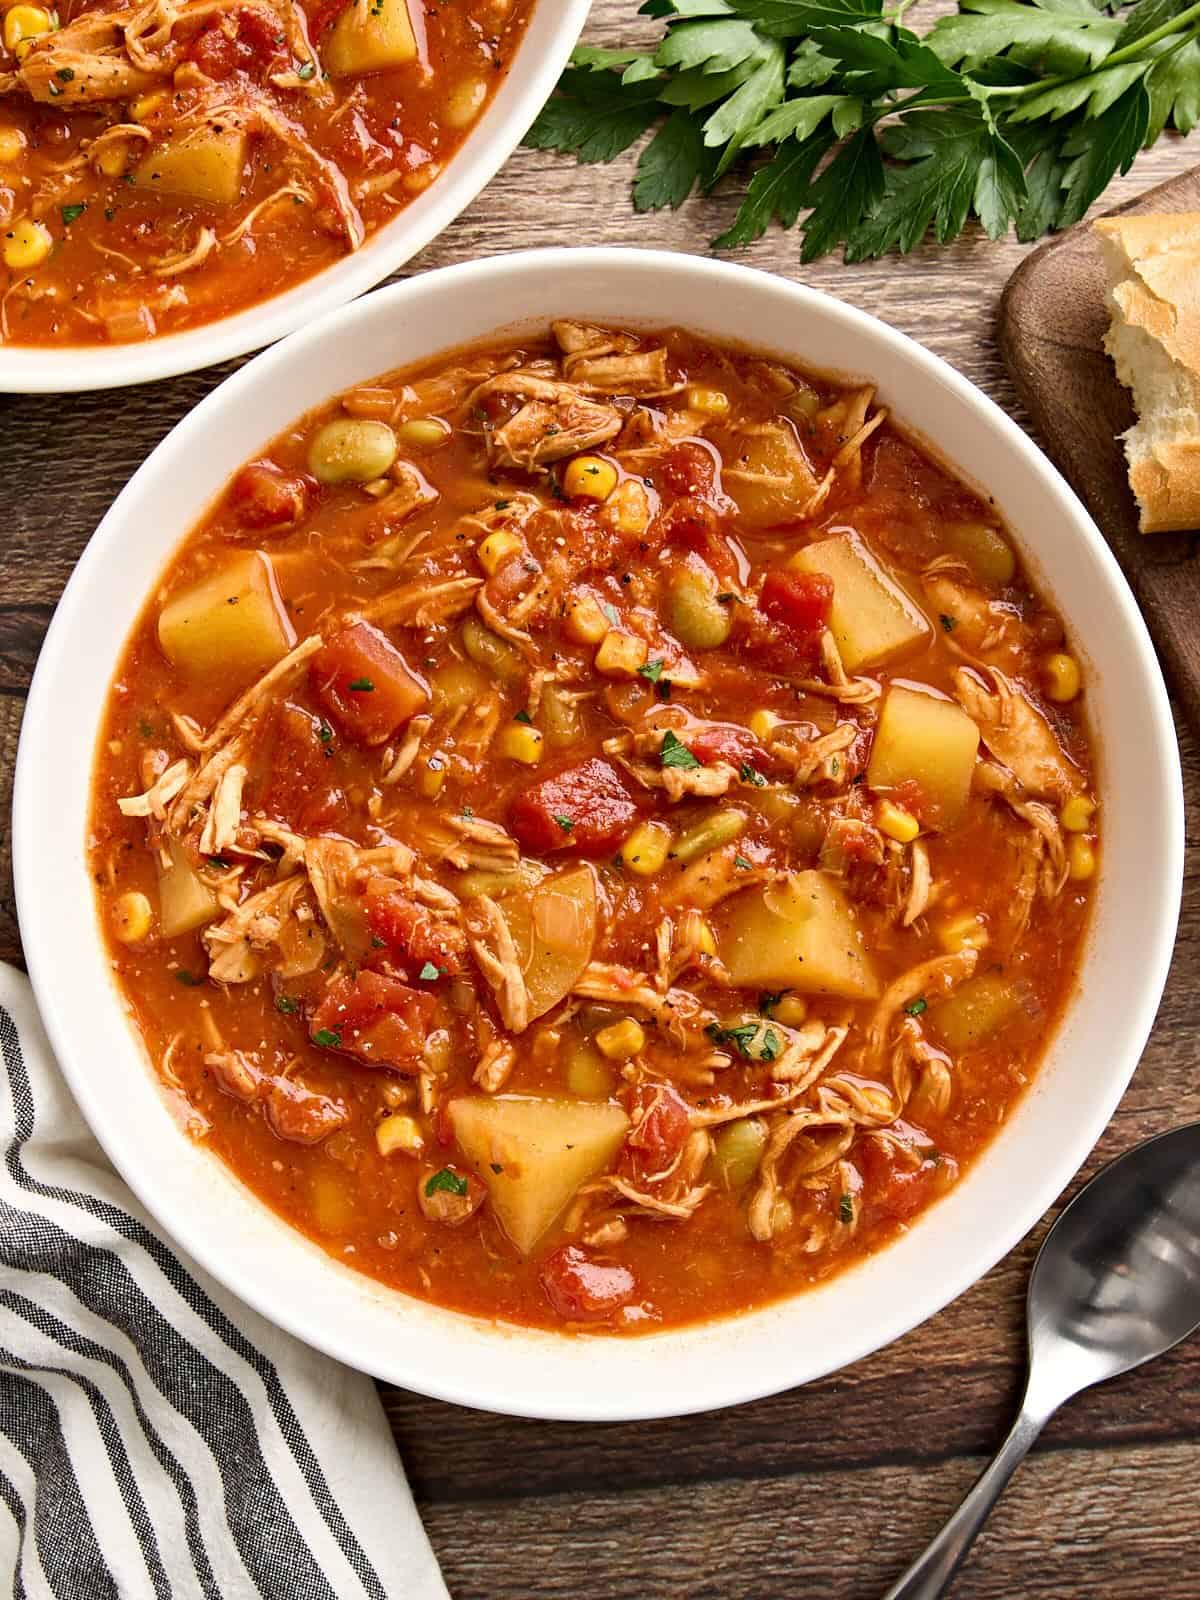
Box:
(0, 963, 449, 1600)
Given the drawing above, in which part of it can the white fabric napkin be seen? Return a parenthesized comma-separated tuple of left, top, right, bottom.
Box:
(0, 963, 449, 1600)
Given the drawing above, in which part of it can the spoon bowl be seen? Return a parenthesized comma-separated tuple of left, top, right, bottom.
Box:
(886, 1121, 1200, 1600)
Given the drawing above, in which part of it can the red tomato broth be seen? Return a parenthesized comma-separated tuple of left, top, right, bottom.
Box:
(88, 323, 1098, 1333)
(0, 0, 534, 345)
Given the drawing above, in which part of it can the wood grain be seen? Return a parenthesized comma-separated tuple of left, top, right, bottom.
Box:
(2, 3, 1200, 1594)
(999, 167, 1200, 737)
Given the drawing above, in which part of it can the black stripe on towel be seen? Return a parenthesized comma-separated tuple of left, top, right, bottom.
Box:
(0, 1370, 116, 1598)
(0, 1463, 32, 1600)
(0, 1003, 387, 1600)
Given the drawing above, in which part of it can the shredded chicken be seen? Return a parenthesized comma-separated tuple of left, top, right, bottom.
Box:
(572, 963, 714, 1048)
(466, 896, 529, 1034)
(358, 575, 481, 629)
(468, 371, 623, 471)
(117, 757, 190, 820)
(473, 1037, 517, 1094)
(954, 666, 1081, 802)
(197, 762, 245, 857)
(865, 947, 978, 1061)
(197, 636, 322, 754)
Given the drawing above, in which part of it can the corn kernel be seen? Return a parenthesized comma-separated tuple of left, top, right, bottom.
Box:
(3, 218, 51, 271)
(0, 127, 26, 163)
(1043, 652, 1082, 703)
(772, 994, 808, 1028)
(606, 478, 651, 537)
(937, 913, 989, 954)
(595, 628, 649, 678)
(620, 820, 673, 877)
(877, 799, 920, 844)
(498, 721, 544, 766)
(112, 890, 153, 945)
(1067, 835, 1096, 881)
(130, 89, 168, 122)
(595, 1018, 645, 1061)
(680, 908, 717, 959)
(477, 528, 523, 576)
(686, 386, 730, 417)
(562, 455, 618, 501)
(748, 709, 780, 742)
(417, 754, 447, 798)
(395, 416, 451, 452)
(563, 590, 610, 645)
(376, 1113, 424, 1157)
(94, 140, 131, 178)
(1061, 795, 1096, 833)
(3, 6, 52, 55)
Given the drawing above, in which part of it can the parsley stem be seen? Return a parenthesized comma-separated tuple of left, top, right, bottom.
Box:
(1101, 0, 1200, 67)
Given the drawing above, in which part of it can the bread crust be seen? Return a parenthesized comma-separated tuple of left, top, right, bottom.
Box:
(1095, 212, 1200, 533)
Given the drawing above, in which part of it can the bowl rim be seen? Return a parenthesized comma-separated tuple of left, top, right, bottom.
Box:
(0, 0, 591, 395)
(14, 247, 1185, 1419)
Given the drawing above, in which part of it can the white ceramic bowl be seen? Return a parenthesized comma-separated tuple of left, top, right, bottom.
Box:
(15, 249, 1184, 1420)
(0, 2, 590, 394)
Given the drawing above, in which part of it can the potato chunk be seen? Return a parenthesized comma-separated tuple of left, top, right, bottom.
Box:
(789, 531, 929, 670)
(158, 551, 295, 685)
(496, 863, 597, 1022)
(134, 126, 248, 206)
(716, 871, 879, 999)
(157, 839, 218, 938)
(449, 1095, 629, 1255)
(867, 685, 980, 829)
(726, 421, 821, 530)
(324, 0, 418, 77)
(930, 974, 1026, 1052)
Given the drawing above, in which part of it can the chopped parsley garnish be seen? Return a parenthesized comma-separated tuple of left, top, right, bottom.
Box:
(318, 721, 333, 744)
(638, 658, 665, 685)
(706, 1021, 780, 1062)
(61, 203, 86, 226)
(513, 709, 533, 724)
(462, 805, 474, 819)
(136, 719, 154, 738)
(490, 1162, 504, 1174)
(56, 67, 75, 82)
(494, 499, 512, 510)
(734, 854, 752, 871)
(839, 1194, 854, 1225)
(660, 730, 700, 770)
(207, 856, 230, 869)
(759, 991, 783, 1017)
(939, 613, 958, 633)
(174, 970, 202, 987)
(297, 60, 316, 79)
(554, 813, 575, 833)
(904, 997, 928, 1017)
(740, 762, 766, 787)
(275, 995, 300, 1015)
(425, 1168, 468, 1198)
(716, 592, 736, 604)
(602, 602, 621, 627)
(347, 677, 374, 692)
(417, 961, 440, 982)
(370, 935, 386, 949)
(312, 1028, 342, 1048)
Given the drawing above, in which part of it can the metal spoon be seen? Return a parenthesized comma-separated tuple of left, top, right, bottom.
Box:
(883, 1122, 1200, 1600)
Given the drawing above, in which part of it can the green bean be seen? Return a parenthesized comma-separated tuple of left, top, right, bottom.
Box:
(943, 521, 1016, 588)
(564, 1040, 616, 1099)
(307, 419, 397, 485)
(672, 808, 747, 864)
(456, 861, 546, 900)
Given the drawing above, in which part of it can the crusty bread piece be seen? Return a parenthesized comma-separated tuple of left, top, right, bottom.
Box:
(1094, 212, 1200, 534)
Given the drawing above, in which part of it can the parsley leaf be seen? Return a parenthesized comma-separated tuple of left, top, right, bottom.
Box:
(638, 658, 666, 683)
(904, 997, 928, 1017)
(554, 813, 576, 832)
(528, 0, 1200, 261)
(312, 1028, 342, 1048)
(740, 761, 766, 786)
(514, 708, 533, 724)
(425, 1168, 469, 1198)
(418, 961, 441, 981)
(275, 995, 300, 1015)
(839, 1193, 855, 1223)
(660, 729, 701, 769)
(347, 677, 374, 692)
(706, 1020, 781, 1061)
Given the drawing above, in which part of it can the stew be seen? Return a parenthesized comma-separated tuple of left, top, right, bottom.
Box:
(0, 0, 532, 344)
(89, 322, 1098, 1332)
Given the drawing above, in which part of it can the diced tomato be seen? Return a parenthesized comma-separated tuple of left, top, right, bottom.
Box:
(539, 1244, 637, 1322)
(659, 442, 718, 499)
(188, 11, 287, 79)
(859, 1124, 957, 1222)
(258, 701, 346, 831)
(626, 1082, 691, 1170)
(366, 891, 467, 976)
(229, 461, 311, 531)
(311, 622, 430, 747)
(686, 721, 770, 774)
(759, 569, 834, 642)
(310, 969, 434, 1070)
(508, 758, 642, 856)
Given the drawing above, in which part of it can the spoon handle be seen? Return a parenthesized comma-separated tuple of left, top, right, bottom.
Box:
(881, 1405, 1048, 1600)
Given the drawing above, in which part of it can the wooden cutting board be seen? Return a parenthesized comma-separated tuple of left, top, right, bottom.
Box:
(998, 165, 1200, 734)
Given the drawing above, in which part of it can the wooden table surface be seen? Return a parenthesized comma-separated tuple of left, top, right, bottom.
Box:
(3, 3, 1199, 1594)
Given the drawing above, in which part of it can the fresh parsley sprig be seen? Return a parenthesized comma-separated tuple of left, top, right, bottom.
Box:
(524, 0, 1200, 260)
